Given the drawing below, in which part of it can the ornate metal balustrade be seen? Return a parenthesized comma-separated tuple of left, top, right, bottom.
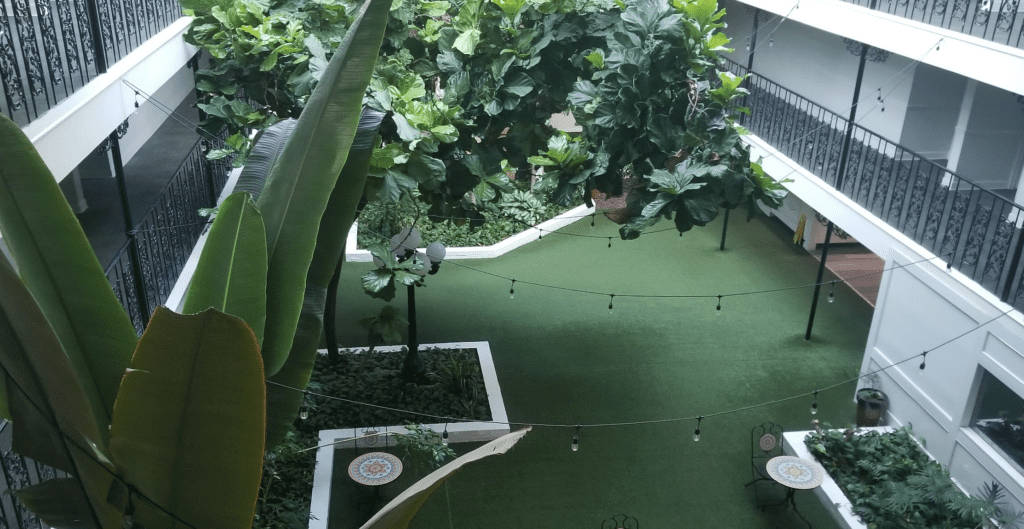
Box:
(104, 136, 231, 333)
(0, 420, 67, 529)
(839, 0, 1024, 49)
(0, 0, 183, 127)
(724, 59, 1024, 306)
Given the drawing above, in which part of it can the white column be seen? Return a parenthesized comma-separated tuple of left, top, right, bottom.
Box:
(946, 79, 978, 174)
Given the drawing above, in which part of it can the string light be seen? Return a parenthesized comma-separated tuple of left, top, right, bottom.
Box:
(769, 36, 774, 47)
(811, 390, 819, 415)
(607, 237, 612, 248)
(300, 393, 309, 420)
(919, 351, 927, 372)
(572, 425, 581, 452)
(828, 281, 835, 303)
(442, 423, 449, 446)
(947, 261, 953, 274)
(608, 294, 615, 313)
(510, 279, 516, 300)
(716, 295, 722, 316)
(693, 416, 703, 442)
(745, 37, 750, 51)
(134, 91, 141, 108)
(538, 229, 543, 240)
(880, 99, 885, 113)
(877, 88, 881, 102)
(591, 214, 596, 227)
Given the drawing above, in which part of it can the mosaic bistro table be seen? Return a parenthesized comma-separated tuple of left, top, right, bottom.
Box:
(764, 455, 826, 528)
(348, 452, 403, 486)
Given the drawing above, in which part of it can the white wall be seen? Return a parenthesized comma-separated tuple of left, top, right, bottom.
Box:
(956, 82, 1024, 191)
(119, 63, 196, 164)
(20, 18, 196, 182)
(899, 62, 965, 161)
(721, 0, 915, 142)
(863, 248, 1024, 515)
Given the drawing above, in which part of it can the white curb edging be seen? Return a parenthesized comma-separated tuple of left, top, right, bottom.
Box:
(309, 341, 508, 529)
(344, 204, 595, 262)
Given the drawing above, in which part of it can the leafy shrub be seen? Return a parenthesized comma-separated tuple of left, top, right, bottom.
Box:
(805, 426, 1022, 529)
(394, 423, 457, 473)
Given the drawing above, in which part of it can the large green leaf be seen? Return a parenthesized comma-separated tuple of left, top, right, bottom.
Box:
(109, 307, 265, 529)
(264, 107, 387, 448)
(183, 192, 268, 345)
(12, 479, 97, 528)
(255, 0, 391, 377)
(0, 114, 137, 434)
(0, 256, 121, 528)
(234, 119, 298, 203)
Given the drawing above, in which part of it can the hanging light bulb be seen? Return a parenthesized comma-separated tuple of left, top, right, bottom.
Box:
(946, 261, 953, 274)
(828, 281, 836, 303)
(607, 237, 612, 248)
(919, 352, 927, 372)
(877, 88, 881, 102)
(591, 214, 596, 228)
(716, 295, 722, 316)
(745, 37, 750, 51)
(608, 294, 615, 314)
(538, 229, 543, 240)
(880, 100, 885, 113)
(769, 35, 774, 47)
(693, 416, 703, 442)
(811, 390, 819, 415)
(134, 91, 141, 108)
(572, 426, 581, 452)
(300, 394, 309, 420)
(509, 279, 516, 299)
(442, 424, 449, 446)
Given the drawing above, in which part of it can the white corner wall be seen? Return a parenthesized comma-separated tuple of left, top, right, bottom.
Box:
(745, 129, 1024, 516)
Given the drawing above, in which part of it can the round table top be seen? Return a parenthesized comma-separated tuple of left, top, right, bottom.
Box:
(766, 455, 825, 490)
(348, 452, 403, 486)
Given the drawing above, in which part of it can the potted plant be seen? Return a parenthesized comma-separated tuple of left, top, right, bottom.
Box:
(855, 388, 888, 427)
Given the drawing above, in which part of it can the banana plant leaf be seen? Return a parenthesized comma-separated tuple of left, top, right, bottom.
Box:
(0, 114, 138, 433)
(359, 428, 531, 529)
(255, 0, 392, 377)
(234, 119, 297, 203)
(109, 307, 265, 529)
(265, 107, 386, 448)
(0, 255, 121, 528)
(12, 478, 97, 528)
(182, 192, 268, 345)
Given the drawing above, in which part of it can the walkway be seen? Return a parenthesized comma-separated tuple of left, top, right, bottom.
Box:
(330, 210, 876, 528)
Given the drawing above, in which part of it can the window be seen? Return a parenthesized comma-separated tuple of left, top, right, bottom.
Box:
(971, 370, 1024, 473)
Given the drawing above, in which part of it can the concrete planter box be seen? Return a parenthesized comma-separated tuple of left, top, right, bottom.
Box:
(784, 427, 961, 529)
(309, 341, 508, 529)
(345, 204, 595, 262)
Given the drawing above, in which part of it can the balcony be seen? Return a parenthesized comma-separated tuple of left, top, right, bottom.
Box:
(0, 0, 183, 127)
(840, 0, 1023, 49)
(724, 58, 1024, 307)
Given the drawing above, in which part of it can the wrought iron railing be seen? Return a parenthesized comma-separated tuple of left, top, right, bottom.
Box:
(839, 0, 1024, 49)
(104, 136, 230, 333)
(0, 0, 184, 127)
(724, 59, 1024, 306)
(0, 420, 67, 529)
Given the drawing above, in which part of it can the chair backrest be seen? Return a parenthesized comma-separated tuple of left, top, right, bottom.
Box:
(751, 421, 784, 463)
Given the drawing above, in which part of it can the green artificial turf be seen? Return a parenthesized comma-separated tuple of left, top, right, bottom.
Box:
(329, 210, 875, 528)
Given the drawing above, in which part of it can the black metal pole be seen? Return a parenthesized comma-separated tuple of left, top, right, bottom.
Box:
(805, 44, 869, 340)
(83, 0, 108, 74)
(747, 9, 760, 72)
(836, 43, 870, 190)
(720, 208, 730, 251)
(110, 134, 151, 326)
(402, 283, 423, 382)
(805, 221, 835, 340)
